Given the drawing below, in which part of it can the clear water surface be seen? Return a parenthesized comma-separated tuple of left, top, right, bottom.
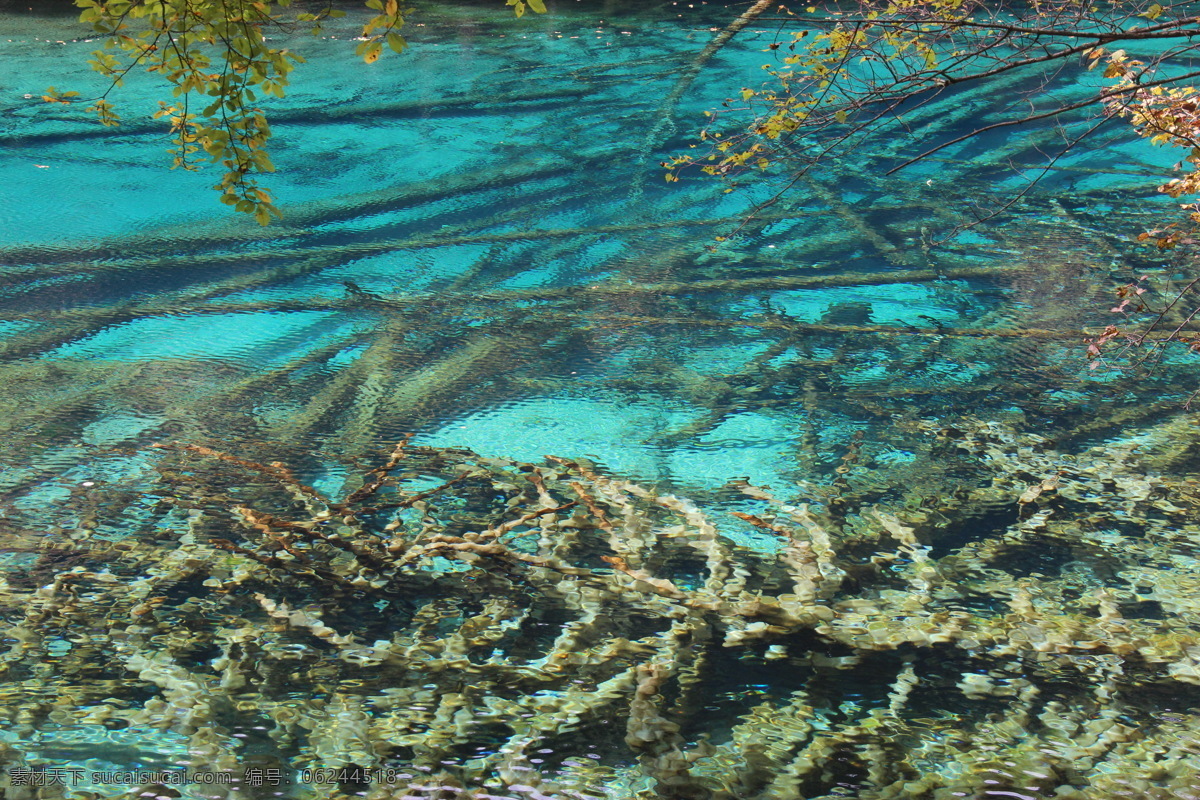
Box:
(2, 2, 1200, 798)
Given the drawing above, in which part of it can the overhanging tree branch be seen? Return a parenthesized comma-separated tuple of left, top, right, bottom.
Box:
(886, 68, 1200, 175)
(46, 0, 546, 221)
(667, 0, 1200, 233)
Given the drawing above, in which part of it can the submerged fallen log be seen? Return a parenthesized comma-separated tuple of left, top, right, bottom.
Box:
(508, 262, 1035, 302)
(0, 262, 1049, 350)
(0, 153, 596, 267)
(630, 0, 775, 196)
(801, 176, 910, 265)
(0, 166, 610, 360)
(6, 86, 593, 147)
(0, 206, 838, 287)
(269, 317, 415, 444)
(562, 312, 1089, 340)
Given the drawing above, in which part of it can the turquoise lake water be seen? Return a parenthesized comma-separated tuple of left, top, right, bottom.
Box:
(4, 2, 1200, 798)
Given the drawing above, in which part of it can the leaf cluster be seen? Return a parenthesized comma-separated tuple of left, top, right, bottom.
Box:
(1100, 47, 1200, 248)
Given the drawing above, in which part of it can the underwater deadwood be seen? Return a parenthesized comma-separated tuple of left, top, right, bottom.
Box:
(8, 423, 1200, 797)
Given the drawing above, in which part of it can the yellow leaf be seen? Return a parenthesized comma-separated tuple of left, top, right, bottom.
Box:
(528, 0, 547, 12)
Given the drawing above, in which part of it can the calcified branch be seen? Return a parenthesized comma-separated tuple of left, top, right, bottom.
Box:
(12, 417, 1200, 798)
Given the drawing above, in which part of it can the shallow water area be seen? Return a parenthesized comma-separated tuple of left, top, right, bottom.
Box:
(4, 2, 1200, 798)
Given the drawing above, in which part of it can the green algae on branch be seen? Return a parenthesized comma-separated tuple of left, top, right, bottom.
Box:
(5, 417, 1200, 798)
